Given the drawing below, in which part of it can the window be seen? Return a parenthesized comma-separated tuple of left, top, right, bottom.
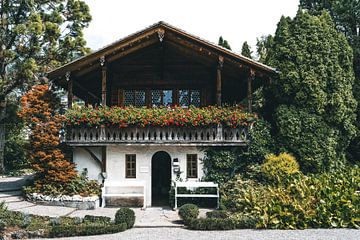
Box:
(124, 90, 146, 107)
(151, 90, 173, 107)
(186, 154, 198, 178)
(125, 154, 136, 178)
(179, 90, 201, 107)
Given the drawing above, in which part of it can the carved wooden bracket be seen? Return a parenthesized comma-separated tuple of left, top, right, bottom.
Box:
(65, 71, 71, 81)
(100, 56, 106, 66)
(218, 56, 224, 70)
(157, 29, 165, 42)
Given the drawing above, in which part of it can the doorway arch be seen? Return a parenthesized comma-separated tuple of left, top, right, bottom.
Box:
(151, 151, 171, 206)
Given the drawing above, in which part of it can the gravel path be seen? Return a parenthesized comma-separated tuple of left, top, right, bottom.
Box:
(37, 227, 360, 240)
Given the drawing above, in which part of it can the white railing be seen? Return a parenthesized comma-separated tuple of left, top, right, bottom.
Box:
(174, 181, 219, 209)
(66, 124, 249, 145)
(101, 180, 146, 209)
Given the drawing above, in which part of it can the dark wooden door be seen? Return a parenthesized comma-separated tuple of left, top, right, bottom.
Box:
(151, 151, 171, 206)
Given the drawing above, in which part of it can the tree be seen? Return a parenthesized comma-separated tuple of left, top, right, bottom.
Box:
(299, 0, 360, 162)
(256, 35, 274, 64)
(264, 11, 357, 173)
(218, 36, 232, 50)
(241, 41, 252, 59)
(0, 0, 91, 171)
(18, 85, 77, 188)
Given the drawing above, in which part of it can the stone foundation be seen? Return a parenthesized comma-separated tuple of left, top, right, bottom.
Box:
(26, 193, 99, 210)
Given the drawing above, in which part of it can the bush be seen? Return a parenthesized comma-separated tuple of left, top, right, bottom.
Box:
(206, 210, 228, 219)
(187, 218, 236, 230)
(221, 166, 360, 229)
(261, 152, 299, 182)
(83, 215, 111, 224)
(115, 208, 135, 229)
(49, 223, 127, 238)
(178, 204, 199, 224)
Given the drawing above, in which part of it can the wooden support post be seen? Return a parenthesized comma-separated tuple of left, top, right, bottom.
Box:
(101, 146, 106, 173)
(247, 69, 255, 113)
(66, 72, 73, 109)
(100, 56, 107, 107)
(216, 56, 224, 106)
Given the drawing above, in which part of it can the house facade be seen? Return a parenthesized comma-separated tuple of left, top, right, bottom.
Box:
(48, 22, 276, 207)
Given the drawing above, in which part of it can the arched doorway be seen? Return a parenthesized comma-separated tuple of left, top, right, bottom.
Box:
(151, 151, 171, 206)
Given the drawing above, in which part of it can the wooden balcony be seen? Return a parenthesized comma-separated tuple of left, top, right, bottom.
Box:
(65, 124, 249, 146)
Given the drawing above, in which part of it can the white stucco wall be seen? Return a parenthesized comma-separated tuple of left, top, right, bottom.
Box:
(72, 145, 205, 206)
(73, 147, 103, 182)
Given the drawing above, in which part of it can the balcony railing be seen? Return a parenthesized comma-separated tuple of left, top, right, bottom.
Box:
(65, 124, 249, 146)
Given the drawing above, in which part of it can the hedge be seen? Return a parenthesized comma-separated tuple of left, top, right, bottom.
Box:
(49, 223, 127, 238)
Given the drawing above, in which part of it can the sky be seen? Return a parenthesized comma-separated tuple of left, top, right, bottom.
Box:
(83, 0, 299, 57)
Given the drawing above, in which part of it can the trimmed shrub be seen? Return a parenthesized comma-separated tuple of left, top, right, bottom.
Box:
(83, 215, 111, 224)
(115, 208, 135, 229)
(187, 218, 236, 230)
(206, 210, 228, 219)
(178, 204, 199, 224)
(49, 223, 127, 238)
(261, 152, 299, 182)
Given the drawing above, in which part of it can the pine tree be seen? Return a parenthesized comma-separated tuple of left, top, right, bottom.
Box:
(218, 36, 232, 50)
(256, 35, 274, 63)
(18, 85, 77, 189)
(241, 41, 252, 59)
(299, 0, 360, 162)
(0, 1, 91, 171)
(265, 11, 357, 173)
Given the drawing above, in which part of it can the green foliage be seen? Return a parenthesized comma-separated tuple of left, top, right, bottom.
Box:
(187, 218, 237, 230)
(203, 148, 238, 184)
(23, 171, 101, 197)
(178, 204, 199, 224)
(83, 215, 111, 224)
(264, 10, 357, 173)
(203, 119, 274, 182)
(241, 41, 252, 59)
(0, 219, 5, 232)
(49, 223, 127, 238)
(218, 36, 232, 50)
(206, 210, 228, 219)
(261, 152, 299, 182)
(256, 35, 274, 64)
(185, 214, 258, 230)
(300, 0, 360, 164)
(114, 208, 135, 229)
(3, 98, 28, 171)
(274, 105, 340, 172)
(221, 166, 360, 229)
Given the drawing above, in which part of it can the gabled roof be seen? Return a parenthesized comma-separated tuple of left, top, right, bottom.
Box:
(48, 21, 277, 80)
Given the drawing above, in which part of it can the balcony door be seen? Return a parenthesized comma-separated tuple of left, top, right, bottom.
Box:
(151, 151, 171, 206)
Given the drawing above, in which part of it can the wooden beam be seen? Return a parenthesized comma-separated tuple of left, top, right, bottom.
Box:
(248, 69, 255, 113)
(216, 56, 224, 106)
(83, 147, 104, 172)
(101, 57, 107, 106)
(101, 146, 106, 173)
(66, 72, 73, 109)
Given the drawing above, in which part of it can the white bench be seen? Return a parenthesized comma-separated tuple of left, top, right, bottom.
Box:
(101, 180, 146, 209)
(174, 181, 219, 209)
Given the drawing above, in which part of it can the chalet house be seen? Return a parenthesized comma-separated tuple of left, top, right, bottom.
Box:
(48, 22, 276, 207)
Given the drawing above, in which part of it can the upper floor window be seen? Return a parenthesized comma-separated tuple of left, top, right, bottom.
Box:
(152, 90, 173, 107)
(124, 90, 146, 107)
(179, 90, 200, 107)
